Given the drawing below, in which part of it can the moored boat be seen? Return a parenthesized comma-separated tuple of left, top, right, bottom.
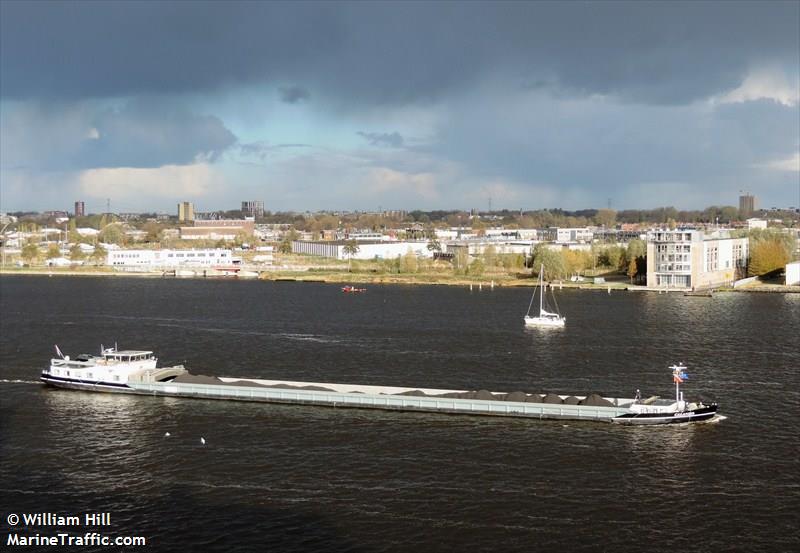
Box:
(524, 264, 565, 327)
(342, 285, 366, 293)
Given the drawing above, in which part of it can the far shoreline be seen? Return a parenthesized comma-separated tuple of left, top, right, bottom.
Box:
(1, 267, 798, 294)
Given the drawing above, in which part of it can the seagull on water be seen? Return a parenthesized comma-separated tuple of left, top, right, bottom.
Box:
(200, 437, 206, 445)
(164, 432, 171, 437)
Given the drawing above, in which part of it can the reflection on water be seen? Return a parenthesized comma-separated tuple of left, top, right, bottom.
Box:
(41, 390, 162, 493)
(624, 423, 696, 456)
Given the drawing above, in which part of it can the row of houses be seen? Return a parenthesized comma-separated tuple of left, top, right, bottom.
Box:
(288, 227, 795, 291)
(3, 214, 797, 289)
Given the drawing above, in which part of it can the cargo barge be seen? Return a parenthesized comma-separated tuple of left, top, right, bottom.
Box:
(41, 346, 719, 425)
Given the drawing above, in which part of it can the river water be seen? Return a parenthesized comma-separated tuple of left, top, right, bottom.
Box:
(1, 275, 798, 552)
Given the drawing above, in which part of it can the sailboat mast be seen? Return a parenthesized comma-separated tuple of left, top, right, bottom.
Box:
(539, 264, 544, 315)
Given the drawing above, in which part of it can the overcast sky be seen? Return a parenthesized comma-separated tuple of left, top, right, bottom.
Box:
(1, 0, 798, 214)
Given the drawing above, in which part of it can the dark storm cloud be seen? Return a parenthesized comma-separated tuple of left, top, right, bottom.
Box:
(88, 99, 237, 168)
(357, 131, 404, 148)
(1, 98, 237, 171)
(427, 90, 799, 205)
(278, 86, 311, 104)
(2, 1, 797, 105)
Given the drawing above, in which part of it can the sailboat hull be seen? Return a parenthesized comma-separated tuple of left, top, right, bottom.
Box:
(524, 315, 565, 327)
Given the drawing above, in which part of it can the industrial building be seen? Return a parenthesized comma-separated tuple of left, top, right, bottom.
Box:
(555, 227, 594, 244)
(291, 240, 432, 260)
(180, 218, 255, 240)
(107, 248, 235, 268)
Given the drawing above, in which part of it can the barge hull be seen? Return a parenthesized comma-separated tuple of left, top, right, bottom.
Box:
(41, 375, 136, 393)
(127, 381, 632, 423)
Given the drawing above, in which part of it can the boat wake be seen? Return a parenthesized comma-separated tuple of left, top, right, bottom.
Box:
(0, 379, 43, 385)
(279, 333, 342, 344)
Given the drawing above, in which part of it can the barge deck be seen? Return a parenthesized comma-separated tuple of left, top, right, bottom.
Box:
(128, 377, 634, 423)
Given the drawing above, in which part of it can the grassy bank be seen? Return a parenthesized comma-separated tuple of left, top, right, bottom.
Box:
(2, 265, 796, 293)
(0, 265, 626, 289)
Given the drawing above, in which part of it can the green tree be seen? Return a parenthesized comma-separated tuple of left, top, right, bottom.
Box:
(746, 229, 795, 276)
(500, 253, 525, 271)
(452, 248, 470, 275)
(69, 244, 86, 262)
(21, 243, 40, 265)
(719, 206, 739, 223)
(482, 245, 498, 268)
(342, 240, 360, 271)
(142, 222, 163, 243)
(99, 223, 125, 245)
(749, 239, 791, 276)
(400, 248, 418, 273)
(626, 239, 646, 264)
(562, 249, 591, 277)
(467, 257, 485, 276)
(532, 244, 567, 279)
(278, 229, 299, 254)
(68, 229, 83, 244)
(599, 246, 623, 270)
(234, 232, 250, 247)
(595, 209, 617, 228)
(90, 245, 107, 266)
(46, 244, 61, 259)
(382, 256, 402, 274)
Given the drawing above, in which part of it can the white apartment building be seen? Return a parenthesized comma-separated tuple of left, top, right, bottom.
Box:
(646, 229, 748, 290)
(786, 261, 800, 286)
(107, 248, 235, 268)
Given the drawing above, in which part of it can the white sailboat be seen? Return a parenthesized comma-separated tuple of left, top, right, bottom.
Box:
(524, 264, 566, 327)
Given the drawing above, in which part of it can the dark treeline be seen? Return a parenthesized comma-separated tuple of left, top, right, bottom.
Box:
(7, 205, 799, 232)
